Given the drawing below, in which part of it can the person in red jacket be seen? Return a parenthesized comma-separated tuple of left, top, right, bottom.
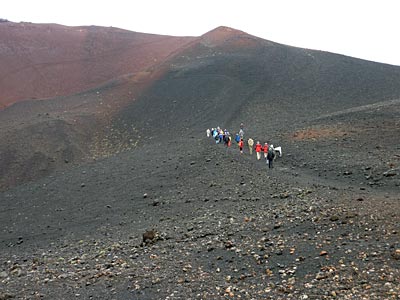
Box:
(238, 139, 244, 154)
(263, 142, 269, 159)
(255, 141, 262, 160)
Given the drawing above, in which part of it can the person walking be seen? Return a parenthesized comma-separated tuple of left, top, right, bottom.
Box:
(247, 138, 254, 155)
(239, 128, 244, 139)
(235, 133, 240, 143)
(223, 134, 230, 147)
(218, 130, 224, 144)
(263, 142, 269, 159)
(267, 145, 275, 168)
(255, 141, 262, 160)
(206, 128, 211, 138)
(238, 138, 244, 154)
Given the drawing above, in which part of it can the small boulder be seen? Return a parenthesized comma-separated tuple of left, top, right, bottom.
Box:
(329, 215, 339, 222)
(391, 249, 400, 260)
(319, 251, 328, 256)
(383, 169, 398, 177)
(142, 229, 158, 244)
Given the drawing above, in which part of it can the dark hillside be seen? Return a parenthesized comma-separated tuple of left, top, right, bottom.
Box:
(2, 26, 400, 190)
(0, 75, 148, 190)
(115, 27, 400, 139)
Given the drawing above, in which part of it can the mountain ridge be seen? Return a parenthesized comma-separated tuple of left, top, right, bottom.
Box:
(0, 21, 400, 299)
(1, 21, 400, 191)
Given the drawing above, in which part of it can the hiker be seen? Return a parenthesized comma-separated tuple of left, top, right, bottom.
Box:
(212, 128, 218, 139)
(223, 134, 230, 147)
(255, 141, 262, 160)
(247, 138, 254, 155)
(239, 128, 244, 139)
(267, 144, 275, 168)
(206, 128, 211, 138)
(218, 130, 224, 144)
(238, 138, 244, 154)
(234, 133, 240, 143)
(263, 142, 269, 159)
(213, 129, 220, 144)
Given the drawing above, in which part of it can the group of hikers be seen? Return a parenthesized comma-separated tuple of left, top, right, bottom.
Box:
(206, 124, 277, 169)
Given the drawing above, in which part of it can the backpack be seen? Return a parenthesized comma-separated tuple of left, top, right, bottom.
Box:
(268, 147, 275, 159)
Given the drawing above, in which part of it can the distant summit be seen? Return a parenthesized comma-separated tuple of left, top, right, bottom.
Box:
(202, 26, 247, 37)
(200, 26, 256, 47)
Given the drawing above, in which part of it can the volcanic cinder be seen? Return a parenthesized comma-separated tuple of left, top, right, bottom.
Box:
(0, 21, 399, 299)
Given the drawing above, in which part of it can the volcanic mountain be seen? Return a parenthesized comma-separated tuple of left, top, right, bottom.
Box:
(0, 22, 400, 299)
(0, 21, 196, 109)
(1, 23, 400, 190)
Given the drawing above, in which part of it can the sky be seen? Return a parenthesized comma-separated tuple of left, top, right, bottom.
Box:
(3, 0, 400, 66)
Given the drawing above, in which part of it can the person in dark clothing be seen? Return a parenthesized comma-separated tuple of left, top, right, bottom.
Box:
(266, 145, 275, 169)
(223, 134, 230, 147)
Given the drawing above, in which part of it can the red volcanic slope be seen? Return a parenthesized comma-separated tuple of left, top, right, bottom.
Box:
(0, 22, 196, 109)
(199, 26, 259, 48)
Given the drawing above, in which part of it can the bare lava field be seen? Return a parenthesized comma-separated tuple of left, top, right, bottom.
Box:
(0, 22, 399, 299)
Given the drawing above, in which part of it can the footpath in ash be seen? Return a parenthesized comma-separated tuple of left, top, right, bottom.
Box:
(0, 133, 399, 299)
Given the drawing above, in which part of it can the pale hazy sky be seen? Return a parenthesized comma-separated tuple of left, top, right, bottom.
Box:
(3, 0, 400, 66)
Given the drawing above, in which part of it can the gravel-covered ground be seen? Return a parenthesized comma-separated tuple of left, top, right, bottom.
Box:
(1, 128, 399, 299)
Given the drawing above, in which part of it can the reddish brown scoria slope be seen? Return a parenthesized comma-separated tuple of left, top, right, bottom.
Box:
(0, 21, 196, 109)
(200, 26, 260, 49)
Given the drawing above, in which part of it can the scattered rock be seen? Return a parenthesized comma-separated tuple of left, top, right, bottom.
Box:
(329, 215, 339, 222)
(224, 241, 235, 249)
(391, 249, 400, 260)
(0, 292, 14, 300)
(142, 229, 157, 244)
(319, 251, 328, 256)
(279, 192, 291, 199)
(315, 272, 328, 280)
(383, 169, 398, 177)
